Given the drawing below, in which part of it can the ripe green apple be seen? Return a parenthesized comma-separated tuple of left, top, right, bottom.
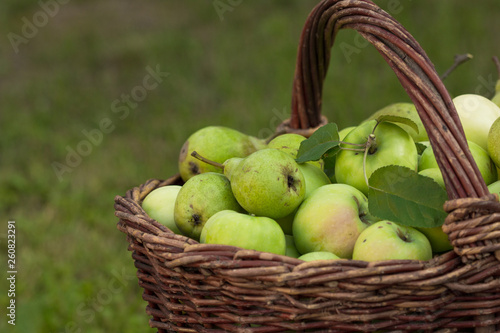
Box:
(298, 251, 340, 261)
(416, 226, 453, 253)
(414, 169, 450, 253)
(292, 183, 378, 259)
(453, 94, 500, 151)
(224, 148, 305, 220)
(418, 168, 445, 189)
(285, 235, 301, 258)
(200, 210, 286, 255)
(419, 140, 498, 185)
(487, 116, 500, 168)
(178, 126, 266, 182)
(274, 162, 331, 235)
(335, 120, 418, 195)
(174, 172, 244, 241)
(338, 126, 356, 141)
(362, 103, 428, 142)
(142, 185, 183, 234)
(267, 133, 323, 169)
(488, 180, 500, 195)
(352, 220, 432, 261)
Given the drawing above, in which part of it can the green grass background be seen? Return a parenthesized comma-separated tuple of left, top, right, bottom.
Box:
(0, 1, 499, 332)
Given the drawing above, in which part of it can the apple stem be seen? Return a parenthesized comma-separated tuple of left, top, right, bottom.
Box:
(440, 53, 473, 81)
(190, 151, 224, 170)
(362, 134, 377, 188)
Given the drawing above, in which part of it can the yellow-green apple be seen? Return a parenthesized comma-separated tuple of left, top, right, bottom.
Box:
(335, 120, 418, 195)
(178, 126, 266, 182)
(275, 162, 331, 235)
(298, 251, 340, 261)
(352, 220, 432, 261)
(487, 116, 500, 168)
(488, 180, 500, 195)
(416, 227, 453, 253)
(338, 126, 356, 141)
(285, 235, 301, 258)
(174, 172, 244, 241)
(268, 133, 323, 169)
(200, 210, 286, 255)
(223, 148, 305, 220)
(362, 103, 428, 142)
(292, 183, 378, 258)
(418, 168, 445, 189)
(452, 94, 500, 151)
(142, 185, 183, 234)
(414, 169, 451, 252)
(419, 140, 497, 185)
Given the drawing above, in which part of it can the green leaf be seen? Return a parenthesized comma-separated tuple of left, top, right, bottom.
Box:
(376, 115, 419, 134)
(296, 123, 340, 163)
(415, 141, 429, 155)
(368, 165, 448, 228)
(322, 150, 337, 182)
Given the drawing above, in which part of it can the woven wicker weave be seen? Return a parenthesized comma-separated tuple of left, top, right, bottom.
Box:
(114, 1, 500, 331)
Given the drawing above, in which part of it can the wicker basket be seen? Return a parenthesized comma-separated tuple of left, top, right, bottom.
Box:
(114, 1, 500, 331)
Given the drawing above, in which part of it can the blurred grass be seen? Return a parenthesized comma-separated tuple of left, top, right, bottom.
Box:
(0, 1, 499, 332)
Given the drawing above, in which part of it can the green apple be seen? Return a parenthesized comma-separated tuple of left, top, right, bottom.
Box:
(142, 185, 183, 234)
(353, 220, 432, 261)
(200, 210, 286, 255)
(178, 126, 266, 182)
(275, 212, 295, 235)
(416, 227, 453, 253)
(298, 162, 331, 198)
(285, 235, 301, 258)
(292, 183, 378, 259)
(335, 120, 418, 195)
(224, 148, 306, 220)
(488, 180, 500, 195)
(298, 251, 340, 261)
(338, 126, 356, 141)
(174, 172, 244, 241)
(453, 94, 500, 151)
(274, 162, 331, 235)
(414, 170, 450, 253)
(267, 133, 323, 169)
(419, 140, 497, 185)
(487, 116, 500, 168)
(362, 103, 428, 142)
(418, 168, 445, 189)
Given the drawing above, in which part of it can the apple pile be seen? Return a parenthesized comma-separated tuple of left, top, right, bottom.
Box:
(142, 91, 500, 263)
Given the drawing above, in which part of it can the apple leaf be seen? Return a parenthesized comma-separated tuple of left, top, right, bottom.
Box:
(415, 141, 429, 155)
(296, 123, 341, 163)
(368, 165, 448, 228)
(376, 115, 419, 134)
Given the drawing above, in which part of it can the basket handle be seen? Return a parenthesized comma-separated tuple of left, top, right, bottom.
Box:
(288, 0, 489, 200)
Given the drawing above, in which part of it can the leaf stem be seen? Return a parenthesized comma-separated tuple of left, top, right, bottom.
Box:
(191, 151, 224, 170)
